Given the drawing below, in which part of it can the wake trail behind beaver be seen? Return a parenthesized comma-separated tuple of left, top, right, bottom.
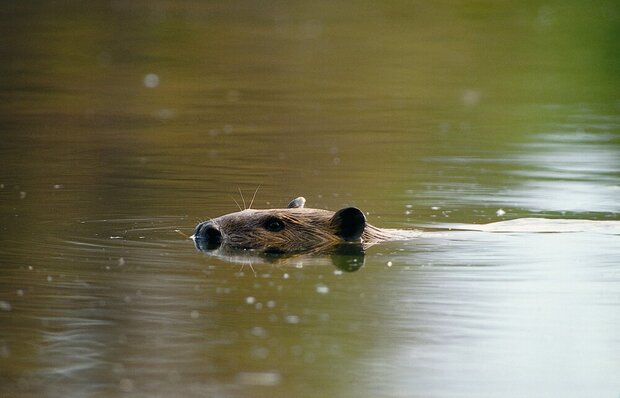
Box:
(416, 218, 620, 235)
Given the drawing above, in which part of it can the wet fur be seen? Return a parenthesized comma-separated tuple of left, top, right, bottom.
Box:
(196, 208, 392, 253)
(193, 197, 397, 253)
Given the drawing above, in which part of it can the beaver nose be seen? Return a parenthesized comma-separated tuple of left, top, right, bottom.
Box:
(193, 221, 222, 246)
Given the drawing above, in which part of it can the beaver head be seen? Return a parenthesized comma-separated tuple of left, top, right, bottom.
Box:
(192, 196, 383, 254)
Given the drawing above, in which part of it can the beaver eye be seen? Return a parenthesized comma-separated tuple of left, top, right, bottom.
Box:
(264, 217, 285, 232)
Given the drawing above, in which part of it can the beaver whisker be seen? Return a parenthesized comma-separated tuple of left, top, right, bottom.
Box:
(239, 262, 257, 277)
(231, 196, 243, 211)
(196, 215, 213, 223)
(238, 188, 247, 210)
(175, 229, 190, 238)
(248, 185, 261, 209)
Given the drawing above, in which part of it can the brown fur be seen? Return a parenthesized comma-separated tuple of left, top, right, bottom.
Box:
(192, 199, 396, 253)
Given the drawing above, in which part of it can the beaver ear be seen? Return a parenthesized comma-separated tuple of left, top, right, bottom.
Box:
(287, 197, 306, 209)
(330, 207, 366, 241)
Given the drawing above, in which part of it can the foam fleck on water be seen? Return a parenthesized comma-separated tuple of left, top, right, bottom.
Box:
(315, 284, 329, 294)
(285, 315, 300, 324)
(143, 73, 159, 88)
(236, 371, 281, 386)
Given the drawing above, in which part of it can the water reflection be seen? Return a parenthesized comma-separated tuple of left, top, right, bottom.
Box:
(508, 127, 620, 212)
(355, 230, 620, 397)
(420, 108, 620, 215)
(193, 239, 366, 273)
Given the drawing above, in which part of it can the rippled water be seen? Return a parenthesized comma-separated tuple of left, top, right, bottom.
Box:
(1, 1, 619, 397)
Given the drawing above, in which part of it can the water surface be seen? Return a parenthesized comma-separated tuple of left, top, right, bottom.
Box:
(1, 1, 619, 397)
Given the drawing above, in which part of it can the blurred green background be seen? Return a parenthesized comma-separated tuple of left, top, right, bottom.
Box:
(2, 1, 618, 221)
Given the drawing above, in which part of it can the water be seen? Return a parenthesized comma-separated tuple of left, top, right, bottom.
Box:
(1, 1, 619, 397)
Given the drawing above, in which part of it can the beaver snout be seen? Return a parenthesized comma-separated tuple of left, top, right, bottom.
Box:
(193, 221, 223, 249)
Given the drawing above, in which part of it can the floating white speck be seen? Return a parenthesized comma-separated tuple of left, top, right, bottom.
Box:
(285, 315, 300, 324)
(496, 208, 506, 216)
(283, 273, 289, 279)
(315, 284, 329, 294)
(0, 301, 11, 311)
(190, 310, 199, 319)
(236, 371, 281, 386)
(250, 326, 267, 337)
(387, 261, 393, 267)
(19, 191, 26, 199)
(143, 73, 159, 88)
(431, 206, 440, 210)
(245, 296, 255, 304)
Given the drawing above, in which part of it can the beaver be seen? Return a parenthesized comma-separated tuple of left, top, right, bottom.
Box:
(192, 196, 620, 254)
(192, 196, 407, 254)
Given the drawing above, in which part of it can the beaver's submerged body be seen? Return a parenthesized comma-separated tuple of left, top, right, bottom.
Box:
(192, 196, 620, 254)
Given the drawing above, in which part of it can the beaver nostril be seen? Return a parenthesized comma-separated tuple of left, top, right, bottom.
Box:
(194, 222, 222, 243)
(193, 222, 223, 251)
(203, 226, 222, 242)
